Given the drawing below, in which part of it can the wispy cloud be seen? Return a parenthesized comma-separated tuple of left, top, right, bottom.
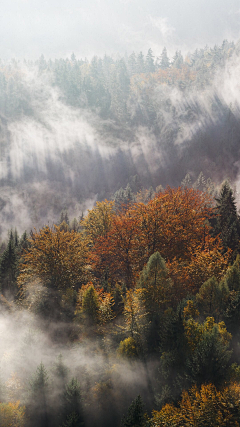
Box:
(149, 15, 175, 39)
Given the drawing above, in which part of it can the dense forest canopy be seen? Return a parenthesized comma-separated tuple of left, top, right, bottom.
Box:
(2, 38, 240, 426)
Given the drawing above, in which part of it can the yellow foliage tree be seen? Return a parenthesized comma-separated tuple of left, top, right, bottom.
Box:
(18, 225, 90, 292)
(81, 200, 115, 245)
(0, 401, 25, 427)
(150, 383, 240, 426)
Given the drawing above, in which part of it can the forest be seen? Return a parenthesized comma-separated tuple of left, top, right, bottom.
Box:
(1, 39, 240, 426)
(1, 178, 240, 426)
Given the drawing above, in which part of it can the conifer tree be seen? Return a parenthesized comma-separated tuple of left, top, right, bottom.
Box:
(28, 363, 50, 427)
(0, 230, 18, 297)
(159, 47, 170, 70)
(60, 378, 84, 427)
(213, 181, 240, 256)
(146, 48, 155, 73)
(121, 395, 145, 427)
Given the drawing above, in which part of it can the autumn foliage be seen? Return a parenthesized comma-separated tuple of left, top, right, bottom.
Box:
(18, 225, 90, 291)
(91, 187, 229, 295)
(149, 383, 240, 426)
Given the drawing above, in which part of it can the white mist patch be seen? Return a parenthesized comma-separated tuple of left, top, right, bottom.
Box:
(4, 66, 115, 180)
(0, 308, 154, 406)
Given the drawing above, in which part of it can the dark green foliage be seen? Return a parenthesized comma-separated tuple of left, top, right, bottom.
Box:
(186, 325, 232, 386)
(223, 290, 240, 337)
(60, 378, 84, 427)
(223, 255, 240, 291)
(137, 252, 172, 352)
(28, 363, 50, 427)
(196, 277, 228, 320)
(0, 229, 19, 297)
(212, 182, 240, 256)
(121, 395, 145, 427)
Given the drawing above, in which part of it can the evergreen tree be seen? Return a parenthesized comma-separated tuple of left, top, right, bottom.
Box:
(60, 378, 84, 427)
(137, 252, 172, 351)
(159, 47, 170, 70)
(186, 325, 232, 386)
(172, 50, 184, 69)
(0, 230, 18, 297)
(213, 181, 240, 256)
(145, 48, 155, 73)
(181, 173, 192, 188)
(114, 184, 135, 211)
(28, 363, 50, 427)
(121, 395, 145, 427)
(128, 52, 137, 76)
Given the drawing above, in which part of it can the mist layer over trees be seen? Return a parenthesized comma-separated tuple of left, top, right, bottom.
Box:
(0, 40, 240, 233)
(1, 39, 240, 426)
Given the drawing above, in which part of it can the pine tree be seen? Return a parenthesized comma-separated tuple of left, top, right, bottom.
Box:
(146, 48, 155, 73)
(213, 181, 240, 256)
(114, 184, 135, 212)
(159, 47, 170, 70)
(60, 378, 84, 427)
(28, 363, 50, 427)
(172, 50, 184, 69)
(121, 395, 145, 427)
(0, 230, 18, 297)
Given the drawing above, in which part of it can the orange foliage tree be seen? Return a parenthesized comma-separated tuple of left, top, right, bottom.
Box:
(91, 187, 226, 295)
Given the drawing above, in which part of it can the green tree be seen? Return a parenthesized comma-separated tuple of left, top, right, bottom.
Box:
(159, 47, 170, 70)
(61, 378, 84, 427)
(196, 277, 228, 320)
(121, 395, 145, 427)
(146, 48, 155, 73)
(28, 363, 50, 427)
(213, 181, 240, 256)
(172, 51, 184, 69)
(0, 230, 18, 297)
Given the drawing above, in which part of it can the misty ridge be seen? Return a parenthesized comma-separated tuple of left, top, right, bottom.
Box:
(0, 39, 240, 234)
(2, 37, 240, 427)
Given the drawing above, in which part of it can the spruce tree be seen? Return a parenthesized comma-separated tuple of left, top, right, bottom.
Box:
(213, 182, 240, 256)
(0, 230, 18, 297)
(60, 378, 84, 427)
(159, 47, 170, 70)
(121, 395, 145, 427)
(28, 363, 50, 427)
(146, 48, 155, 73)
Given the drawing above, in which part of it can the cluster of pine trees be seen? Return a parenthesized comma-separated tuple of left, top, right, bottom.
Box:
(1, 180, 240, 425)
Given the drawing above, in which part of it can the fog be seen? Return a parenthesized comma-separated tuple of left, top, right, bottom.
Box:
(0, 307, 157, 424)
(0, 0, 240, 59)
(0, 49, 240, 235)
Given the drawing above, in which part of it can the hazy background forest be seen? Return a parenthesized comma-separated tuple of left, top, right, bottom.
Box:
(1, 0, 240, 426)
(1, 39, 240, 234)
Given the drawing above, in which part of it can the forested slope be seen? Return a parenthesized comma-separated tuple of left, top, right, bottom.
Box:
(0, 40, 240, 234)
(0, 183, 240, 425)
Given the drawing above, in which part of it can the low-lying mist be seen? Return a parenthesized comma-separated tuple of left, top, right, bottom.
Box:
(0, 306, 157, 425)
